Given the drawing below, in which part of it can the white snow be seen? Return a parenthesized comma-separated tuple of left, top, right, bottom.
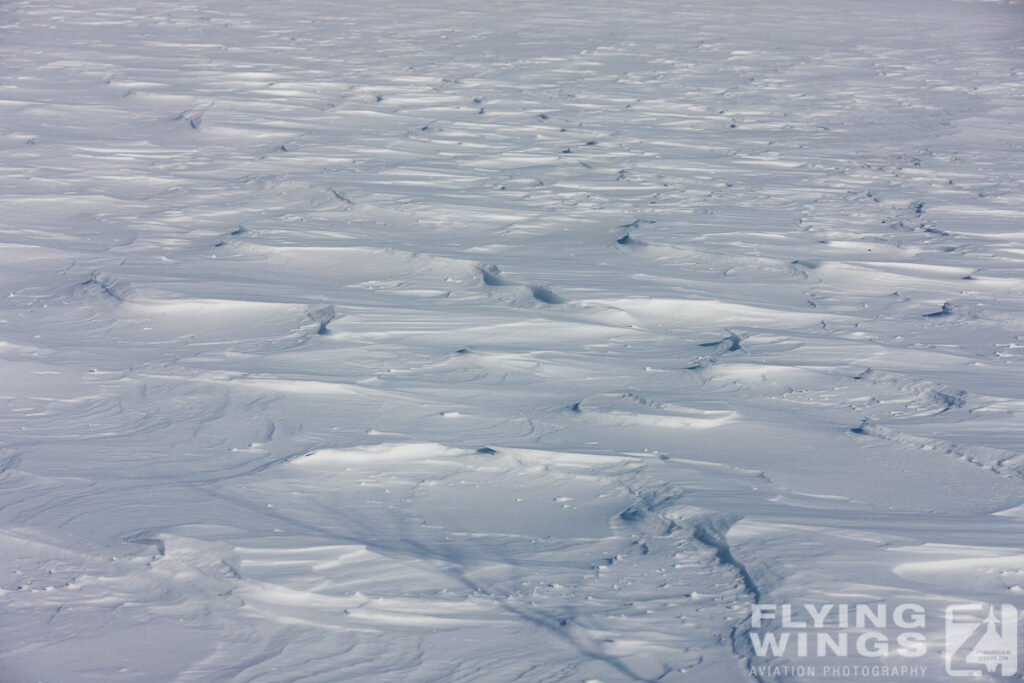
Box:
(1, 0, 1023, 681)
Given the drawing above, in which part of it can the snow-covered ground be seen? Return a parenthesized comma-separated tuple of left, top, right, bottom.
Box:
(2, 0, 1023, 680)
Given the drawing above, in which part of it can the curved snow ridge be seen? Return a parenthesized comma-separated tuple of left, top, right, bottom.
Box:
(120, 297, 303, 315)
(134, 369, 361, 395)
(892, 544, 1024, 596)
(582, 296, 840, 329)
(228, 242, 481, 286)
(592, 409, 735, 430)
(157, 369, 424, 403)
(344, 596, 496, 627)
(849, 421, 1024, 480)
(237, 584, 493, 628)
(477, 264, 566, 306)
(221, 242, 568, 306)
(292, 442, 471, 466)
(622, 240, 809, 282)
(228, 376, 366, 397)
(40, 272, 333, 352)
(499, 446, 639, 469)
(573, 392, 737, 429)
(0, 340, 50, 358)
(120, 297, 321, 343)
(847, 367, 970, 419)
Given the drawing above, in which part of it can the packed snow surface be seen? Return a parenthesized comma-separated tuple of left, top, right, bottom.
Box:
(1, 0, 1023, 681)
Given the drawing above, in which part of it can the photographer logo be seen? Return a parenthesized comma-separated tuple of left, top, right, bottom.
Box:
(945, 604, 1018, 677)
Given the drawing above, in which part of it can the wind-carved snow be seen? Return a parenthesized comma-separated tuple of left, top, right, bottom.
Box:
(1, 0, 1023, 681)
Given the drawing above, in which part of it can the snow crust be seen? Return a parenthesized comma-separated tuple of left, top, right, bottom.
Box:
(1, 0, 1023, 680)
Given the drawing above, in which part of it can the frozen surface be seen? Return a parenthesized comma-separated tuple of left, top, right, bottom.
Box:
(1, 0, 1023, 681)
